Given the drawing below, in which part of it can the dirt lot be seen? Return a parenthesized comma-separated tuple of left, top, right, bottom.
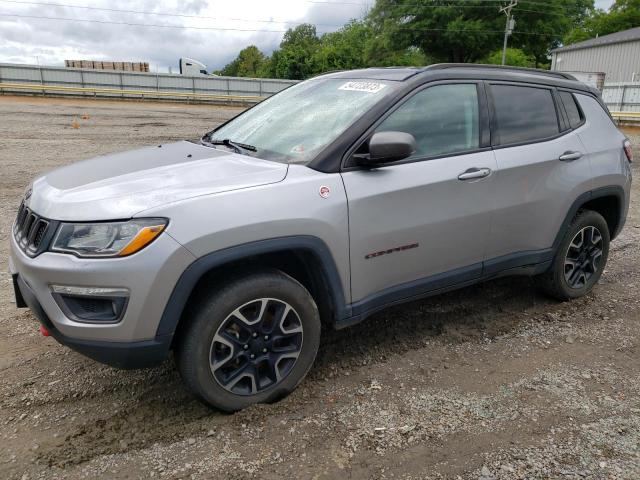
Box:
(0, 95, 639, 480)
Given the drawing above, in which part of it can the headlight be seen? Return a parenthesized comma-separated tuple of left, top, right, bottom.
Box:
(51, 218, 167, 258)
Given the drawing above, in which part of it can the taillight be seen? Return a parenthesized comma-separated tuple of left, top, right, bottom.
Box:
(623, 139, 633, 163)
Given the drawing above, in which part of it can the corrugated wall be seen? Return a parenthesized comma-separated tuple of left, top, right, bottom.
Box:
(552, 40, 640, 82)
(602, 82, 640, 112)
(0, 63, 298, 102)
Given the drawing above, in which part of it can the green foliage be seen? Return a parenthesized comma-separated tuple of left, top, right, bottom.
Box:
(313, 21, 370, 72)
(565, 0, 640, 45)
(271, 24, 322, 80)
(367, 0, 593, 67)
(217, 0, 633, 80)
(481, 48, 536, 68)
(217, 45, 269, 77)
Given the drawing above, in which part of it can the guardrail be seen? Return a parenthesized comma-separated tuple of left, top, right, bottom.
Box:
(603, 82, 640, 112)
(3, 79, 640, 123)
(0, 82, 266, 104)
(610, 111, 640, 120)
(0, 62, 296, 104)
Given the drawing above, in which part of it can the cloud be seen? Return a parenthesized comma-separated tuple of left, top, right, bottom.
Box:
(0, 0, 367, 71)
(594, 0, 614, 10)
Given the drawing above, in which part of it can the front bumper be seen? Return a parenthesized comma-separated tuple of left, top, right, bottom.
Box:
(9, 227, 195, 368)
(15, 274, 170, 368)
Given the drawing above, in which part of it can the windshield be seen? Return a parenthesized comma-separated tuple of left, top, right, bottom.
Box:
(206, 78, 397, 164)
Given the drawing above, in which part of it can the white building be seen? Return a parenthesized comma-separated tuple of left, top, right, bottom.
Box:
(551, 27, 640, 83)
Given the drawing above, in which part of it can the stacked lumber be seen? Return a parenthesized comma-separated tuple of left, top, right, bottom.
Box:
(65, 60, 150, 72)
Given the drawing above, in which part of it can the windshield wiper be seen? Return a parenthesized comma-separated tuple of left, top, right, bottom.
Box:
(203, 137, 257, 154)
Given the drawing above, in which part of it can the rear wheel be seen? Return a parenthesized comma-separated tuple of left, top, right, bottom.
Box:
(537, 210, 610, 300)
(175, 270, 321, 411)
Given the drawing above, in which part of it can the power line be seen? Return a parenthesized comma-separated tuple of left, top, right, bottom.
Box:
(0, 12, 559, 36)
(308, 0, 580, 6)
(309, 0, 589, 19)
(0, 0, 593, 17)
(0, 13, 294, 32)
(307, 0, 582, 8)
(0, 0, 344, 27)
(0, 0, 582, 27)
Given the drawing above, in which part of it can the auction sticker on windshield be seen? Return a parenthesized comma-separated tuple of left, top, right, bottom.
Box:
(339, 81, 386, 93)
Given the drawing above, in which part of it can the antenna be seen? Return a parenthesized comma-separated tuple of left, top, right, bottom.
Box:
(499, 1, 518, 66)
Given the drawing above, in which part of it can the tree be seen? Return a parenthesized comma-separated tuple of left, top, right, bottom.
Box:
(313, 20, 371, 72)
(217, 45, 268, 77)
(272, 24, 321, 79)
(367, 0, 593, 67)
(236, 46, 268, 77)
(481, 48, 536, 67)
(565, 0, 640, 45)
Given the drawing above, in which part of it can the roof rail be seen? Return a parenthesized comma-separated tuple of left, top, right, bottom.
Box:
(424, 63, 578, 81)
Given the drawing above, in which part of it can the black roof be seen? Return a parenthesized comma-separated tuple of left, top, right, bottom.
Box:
(321, 64, 592, 92)
(552, 26, 640, 53)
(322, 67, 424, 81)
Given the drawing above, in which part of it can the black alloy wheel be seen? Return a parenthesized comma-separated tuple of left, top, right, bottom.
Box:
(175, 269, 320, 411)
(210, 298, 303, 395)
(536, 210, 610, 301)
(563, 226, 604, 289)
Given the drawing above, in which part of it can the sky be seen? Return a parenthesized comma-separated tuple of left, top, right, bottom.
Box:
(0, 0, 615, 72)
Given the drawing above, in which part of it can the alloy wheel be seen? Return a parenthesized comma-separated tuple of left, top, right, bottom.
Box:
(209, 298, 304, 395)
(564, 226, 604, 289)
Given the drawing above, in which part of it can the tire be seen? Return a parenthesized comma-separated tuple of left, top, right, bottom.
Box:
(175, 269, 321, 412)
(537, 209, 610, 301)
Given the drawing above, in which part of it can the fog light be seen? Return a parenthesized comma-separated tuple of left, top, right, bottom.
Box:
(50, 285, 129, 324)
(51, 285, 129, 297)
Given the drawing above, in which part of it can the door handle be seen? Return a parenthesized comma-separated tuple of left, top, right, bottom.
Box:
(458, 167, 491, 181)
(559, 151, 583, 162)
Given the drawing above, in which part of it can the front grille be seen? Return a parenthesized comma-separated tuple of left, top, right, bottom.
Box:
(13, 201, 54, 257)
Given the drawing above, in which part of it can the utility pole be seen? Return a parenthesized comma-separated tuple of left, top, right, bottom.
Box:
(500, 1, 517, 65)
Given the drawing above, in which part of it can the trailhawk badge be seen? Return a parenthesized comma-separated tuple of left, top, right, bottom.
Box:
(319, 186, 331, 199)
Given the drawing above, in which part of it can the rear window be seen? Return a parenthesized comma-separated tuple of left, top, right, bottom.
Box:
(491, 84, 560, 145)
(559, 91, 584, 129)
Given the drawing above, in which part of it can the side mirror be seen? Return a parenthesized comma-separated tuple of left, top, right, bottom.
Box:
(355, 131, 417, 167)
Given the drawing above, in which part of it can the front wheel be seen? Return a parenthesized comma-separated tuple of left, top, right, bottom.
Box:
(537, 210, 610, 300)
(175, 270, 321, 411)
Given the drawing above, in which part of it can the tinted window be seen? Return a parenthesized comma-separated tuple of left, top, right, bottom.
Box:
(375, 84, 479, 159)
(559, 91, 583, 128)
(491, 85, 559, 145)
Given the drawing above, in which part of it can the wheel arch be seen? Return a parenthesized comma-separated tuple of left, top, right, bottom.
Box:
(579, 195, 622, 240)
(554, 186, 626, 250)
(156, 236, 350, 343)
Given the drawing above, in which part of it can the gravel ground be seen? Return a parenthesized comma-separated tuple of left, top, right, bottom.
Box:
(0, 96, 639, 480)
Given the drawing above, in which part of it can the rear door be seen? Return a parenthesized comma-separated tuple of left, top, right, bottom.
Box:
(483, 83, 592, 273)
(342, 82, 497, 308)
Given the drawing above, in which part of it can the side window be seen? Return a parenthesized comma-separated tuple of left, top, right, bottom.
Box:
(559, 91, 584, 129)
(491, 84, 559, 145)
(375, 84, 480, 159)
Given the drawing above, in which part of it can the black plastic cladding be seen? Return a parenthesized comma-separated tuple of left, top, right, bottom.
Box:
(306, 65, 601, 173)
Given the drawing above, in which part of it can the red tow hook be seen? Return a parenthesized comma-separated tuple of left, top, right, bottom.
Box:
(39, 325, 51, 337)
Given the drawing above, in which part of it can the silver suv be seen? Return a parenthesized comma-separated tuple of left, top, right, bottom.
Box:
(10, 65, 633, 411)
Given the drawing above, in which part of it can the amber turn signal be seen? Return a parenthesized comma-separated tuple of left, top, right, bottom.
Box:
(118, 224, 166, 256)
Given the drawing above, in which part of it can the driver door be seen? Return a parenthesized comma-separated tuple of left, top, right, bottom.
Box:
(341, 82, 497, 310)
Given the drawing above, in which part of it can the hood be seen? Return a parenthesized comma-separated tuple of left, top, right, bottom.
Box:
(26, 141, 288, 221)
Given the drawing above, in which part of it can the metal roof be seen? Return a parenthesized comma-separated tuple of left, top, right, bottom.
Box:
(552, 26, 640, 53)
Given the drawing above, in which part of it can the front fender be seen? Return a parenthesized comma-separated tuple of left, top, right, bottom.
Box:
(154, 236, 350, 339)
